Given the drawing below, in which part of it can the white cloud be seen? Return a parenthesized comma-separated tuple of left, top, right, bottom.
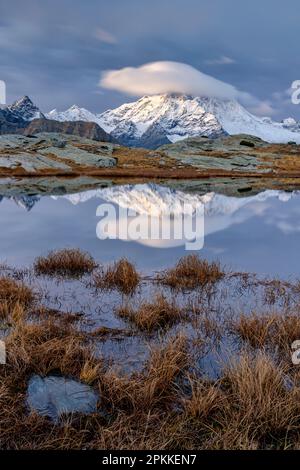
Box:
(272, 87, 293, 106)
(205, 55, 236, 65)
(99, 61, 275, 115)
(94, 27, 117, 44)
(100, 61, 257, 105)
(248, 100, 276, 117)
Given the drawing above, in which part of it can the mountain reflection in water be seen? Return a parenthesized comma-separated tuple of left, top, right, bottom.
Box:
(0, 183, 299, 277)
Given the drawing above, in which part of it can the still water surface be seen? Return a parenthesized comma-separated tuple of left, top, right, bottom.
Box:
(0, 184, 299, 278)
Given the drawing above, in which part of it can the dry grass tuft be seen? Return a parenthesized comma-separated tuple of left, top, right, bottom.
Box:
(230, 312, 276, 349)
(159, 254, 224, 290)
(117, 294, 185, 332)
(94, 258, 140, 295)
(183, 375, 227, 421)
(217, 353, 300, 449)
(4, 316, 98, 383)
(0, 276, 35, 319)
(34, 248, 97, 278)
(100, 334, 189, 413)
(230, 312, 300, 355)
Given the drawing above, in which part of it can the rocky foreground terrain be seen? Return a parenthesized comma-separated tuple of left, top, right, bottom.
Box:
(1, 132, 300, 174)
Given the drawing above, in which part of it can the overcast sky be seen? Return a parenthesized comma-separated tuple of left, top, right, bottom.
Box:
(0, 0, 300, 119)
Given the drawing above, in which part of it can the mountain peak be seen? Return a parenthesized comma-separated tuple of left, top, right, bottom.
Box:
(98, 93, 225, 147)
(46, 93, 300, 148)
(8, 95, 44, 121)
(70, 104, 81, 110)
(46, 105, 100, 125)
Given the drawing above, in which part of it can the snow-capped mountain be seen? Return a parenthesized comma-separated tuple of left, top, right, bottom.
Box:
(47, 94, 225, 147)
(8, 96, 44, 121)
(98, 94, 225, 146)
(46, 105, 101, 125)
(194, 97, 300, 144)
(46, 94, 300, 148)
(0, 96, 45, 134)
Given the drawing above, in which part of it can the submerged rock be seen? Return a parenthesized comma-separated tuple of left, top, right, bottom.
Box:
(27, 375, 99, 421)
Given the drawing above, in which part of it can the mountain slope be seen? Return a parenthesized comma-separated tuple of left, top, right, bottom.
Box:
(47, 94, 300, 148)
(23, 118, 116, 142)
(0, 108, 27, 134)
(0, 96, 116, 142)
(8, 96, 45, 121)
(98, 94, 225, 147)
(195, 97, 300, 144)
(47, 95, 225, 147)
(0, 96, 44, 134)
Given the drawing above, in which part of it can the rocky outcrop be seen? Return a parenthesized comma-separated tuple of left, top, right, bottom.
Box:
(0, 133, 118, 174)
(158, 134, 274, 172)
(23, 118, 116, 143)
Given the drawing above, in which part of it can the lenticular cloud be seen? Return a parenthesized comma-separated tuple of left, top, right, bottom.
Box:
(100, 61, 254, 105)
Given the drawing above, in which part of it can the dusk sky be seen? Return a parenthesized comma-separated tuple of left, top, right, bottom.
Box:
(1, 0, 300, 119)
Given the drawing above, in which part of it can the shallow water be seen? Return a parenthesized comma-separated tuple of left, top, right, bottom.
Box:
(27, 374, 99, 421)
(0, 183, 300, 278)
(2, 181, 300, 384)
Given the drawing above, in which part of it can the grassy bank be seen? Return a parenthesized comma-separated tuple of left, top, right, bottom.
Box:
(0, 250, 300, 449)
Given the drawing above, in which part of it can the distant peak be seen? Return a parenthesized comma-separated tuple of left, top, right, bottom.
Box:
(11, 95, 33, 107)
(8, 95, 44, 121)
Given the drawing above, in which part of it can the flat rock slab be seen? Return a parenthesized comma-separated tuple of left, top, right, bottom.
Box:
(40, 146, 117, 168)
(0, 153, 70, 172)
(27, 374, 99, 421)
(172, 154, 271, 172)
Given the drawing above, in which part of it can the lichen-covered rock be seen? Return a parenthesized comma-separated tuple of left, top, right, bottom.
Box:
(0, 133, 118, 173)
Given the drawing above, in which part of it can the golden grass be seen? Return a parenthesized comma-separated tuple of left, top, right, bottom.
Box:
(230, 312, 276, 349)
(100, 334, 189, 413)
(2, 307, 300, 449)
(117, 294, 185, 331)
(159, 254, 224, 290)
(0, 276, 35, 319)
(2, 253, 300, 449)
(94, 258, 140, 295)
(34, 248, 97, 277)
(230, 311, 300, 355)
(215, 353, 300, 449)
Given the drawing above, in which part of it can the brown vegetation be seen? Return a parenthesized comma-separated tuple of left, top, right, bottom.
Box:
(0, 276, 35, 319)
(230, 311, 300, 356)
(34, 248, 97, 277)
(117, 294, 185, 332)
(93, 258, 140, 295)
(159, 254, 224, 290)
(1, 253, 300, 449)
